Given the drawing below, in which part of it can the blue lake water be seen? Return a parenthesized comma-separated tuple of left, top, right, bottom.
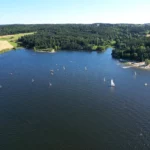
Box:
(0, 48, 150, 150)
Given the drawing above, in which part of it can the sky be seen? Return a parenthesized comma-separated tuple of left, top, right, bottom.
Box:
(0, 0, 150, 24)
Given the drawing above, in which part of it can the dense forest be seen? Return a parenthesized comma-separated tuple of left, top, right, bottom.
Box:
(17, 24, 120, 51)
(0, 24, 150, 61)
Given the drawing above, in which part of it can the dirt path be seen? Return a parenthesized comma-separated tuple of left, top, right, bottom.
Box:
(0, 40, 13, 51)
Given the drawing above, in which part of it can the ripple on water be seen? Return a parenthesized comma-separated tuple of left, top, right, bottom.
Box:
(1, 49, 150, 149)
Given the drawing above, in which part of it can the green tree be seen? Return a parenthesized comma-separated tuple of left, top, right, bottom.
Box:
(145, 59, 150, 65)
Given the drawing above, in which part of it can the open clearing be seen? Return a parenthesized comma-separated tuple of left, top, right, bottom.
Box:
(0, 41, 13, 51)
(0, 32, 34, 51)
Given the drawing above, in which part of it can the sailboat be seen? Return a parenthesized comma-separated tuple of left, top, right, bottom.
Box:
(134, 71, 137, 76)
(49, 82, 52, 87)
(111, 79, 115, 87)
(104, 77, 106, 82)
(145, 83, 148, 86)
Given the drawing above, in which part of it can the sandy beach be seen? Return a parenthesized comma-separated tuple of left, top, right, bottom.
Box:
(35, 49, 56, 53)
(121, 60, 150, 70)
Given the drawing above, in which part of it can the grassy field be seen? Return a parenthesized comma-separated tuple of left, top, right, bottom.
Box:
(0, 41, 14, 52)
(0, 32, 34, 49)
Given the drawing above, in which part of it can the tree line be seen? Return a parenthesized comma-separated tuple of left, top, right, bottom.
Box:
(0, 24, 150, 61)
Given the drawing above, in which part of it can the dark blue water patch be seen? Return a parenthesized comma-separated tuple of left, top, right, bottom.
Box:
(0, 48, 150, 150)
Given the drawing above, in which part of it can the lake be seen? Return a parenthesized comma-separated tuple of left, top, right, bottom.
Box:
(0, 48, 150, 150)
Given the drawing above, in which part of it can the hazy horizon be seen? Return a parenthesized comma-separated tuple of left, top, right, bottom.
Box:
(1, 22, 150, 25)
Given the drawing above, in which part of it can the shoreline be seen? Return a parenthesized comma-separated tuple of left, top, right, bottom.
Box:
(0, 32, 34, 53)
(35, 49, 56, 53)
(120, 59, 150, 70)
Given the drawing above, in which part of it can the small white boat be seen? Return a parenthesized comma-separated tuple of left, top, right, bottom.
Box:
(49, 82, 52, 87)
(104, 77, 106, 82)
(145, 83, 148, 86)
(32, 79, 34, 82)
(0, 85, 2, 88)
(134, 71, 137, 76)
(63, 66, 65, 70)
(122, 66, 132, 69)
(111, 79, 115, 87)
(50, 70, 54, 72)
(85, 66, 87, 70)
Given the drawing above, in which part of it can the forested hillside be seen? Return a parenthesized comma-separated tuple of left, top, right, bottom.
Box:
(17, 24, 120, 51)
(111, 24, 150, 61)
(1, 24, 150, 61)
(112, 36, 150, 61)
(0, 25, 37, 35)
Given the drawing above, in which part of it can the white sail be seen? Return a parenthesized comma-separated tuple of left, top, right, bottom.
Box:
(134, 71, 137, 76)
(104, 77, 106, 82)
(49, 82, 52, 87)
(111, 79, 115, 87)
(85, 66, 87, 70)
(145, 83, 148, 86)
(50, 69, 54, 72)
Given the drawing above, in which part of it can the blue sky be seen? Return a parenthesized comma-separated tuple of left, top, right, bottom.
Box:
(0, 0, 150, 24)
